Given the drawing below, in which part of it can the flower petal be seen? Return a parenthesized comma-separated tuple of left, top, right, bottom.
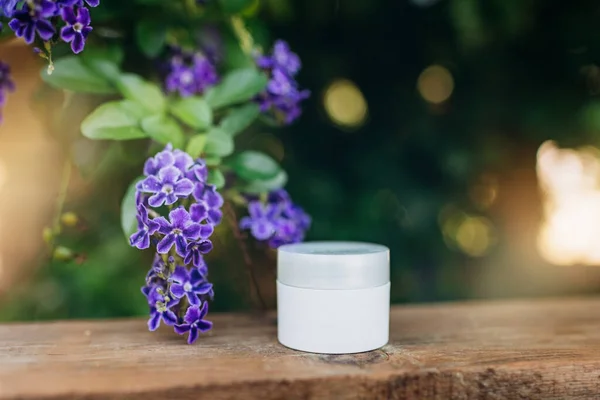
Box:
(154, 216, 171, 234)
(60, 26, 75, 42)
(174, 324, 191, 335)
(169, 207, 191, 228)
(140, 175, 162, 193)
(197, 320, 213, 333)
(148, 312, 161, 331)
(148, 192, 167, 208)
(251, 220, 274, 240)
(189, 203, 208, 222)
(70, 32, 85, 54)
(156, 233, 176, 254)
(174, 234, 188, 257)
(36, 19, 55, 41)
(187, 292, 201, 306)
(198, 240, 213, 254)
(76, 6, 91, 25)
(184, 305, 201, 324)
(60, 6, 77, 24)
(170, 266, 188, 284)
(158, 165, 181, 184)
(193, 282, 213, 295)
(173, 178, 194, 197)
(170, 284, 185, 299)
(187, 326, 199, 344)
(189, 268, 205, 285)
(198, 301, 209, 319)
(162, 310, 178, 326)
(207, 209, 222, 225)
(247, 201, 265, 218)
(197, 224, 213, 239)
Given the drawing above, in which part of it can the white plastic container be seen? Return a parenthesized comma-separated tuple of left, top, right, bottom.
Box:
(277, 241, 390, 354)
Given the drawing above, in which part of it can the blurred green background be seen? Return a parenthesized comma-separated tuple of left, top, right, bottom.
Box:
(3, 0, 600, 321)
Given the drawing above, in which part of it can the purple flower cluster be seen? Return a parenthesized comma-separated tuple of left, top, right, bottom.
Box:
(132, 144, 223, 344)
(5, 0, 97, 54)
(0, 61, 15, 123)
(240, 189, 311, 248)
(164, 47, 218, 97)
(255, 40, 310, 125)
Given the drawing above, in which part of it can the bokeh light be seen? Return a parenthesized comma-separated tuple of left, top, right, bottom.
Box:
(537, 141, 600, 265)
(455, 216, 495, 257)
(417, 65, 454, 104)
(469, 173, 499, 210)
(323, 79, 368, 128)
(439, 206, 495, 257)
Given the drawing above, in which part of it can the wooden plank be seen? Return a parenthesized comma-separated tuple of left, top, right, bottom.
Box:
(1, 298, 600, 399)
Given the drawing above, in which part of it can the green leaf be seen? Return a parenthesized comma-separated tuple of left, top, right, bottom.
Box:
(230, 150, 280, 181)
(121, 177, 143, 240)
(219, 0, 253, 13)
(205, 68, 267, 109)
(243, 170, 288, 194)
(204, 128, 234, 157)
(81, 46, 124, 66)
(116, 74, 166, 113)
(135, 20, 167, 58)
(170, 97, 212, 129)
(41, 56, 116, 94)
(140, 114, 184, 148)
(207, 169, 226, 188)
(205, 157, 222, 166)
(82, 59, 121, 83)
(81, 100, 149, 140)
(219, 103, 260, 136)
(186, 134, 208, 158)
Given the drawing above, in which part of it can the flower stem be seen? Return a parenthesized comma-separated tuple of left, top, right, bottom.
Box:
(52, 158, 72, 233)
(223, 201, 267, 311)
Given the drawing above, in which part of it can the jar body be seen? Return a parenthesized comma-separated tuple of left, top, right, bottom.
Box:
(277, 281, 390, 354)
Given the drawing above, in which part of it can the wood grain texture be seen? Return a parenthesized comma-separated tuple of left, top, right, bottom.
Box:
(1, 298, 600, 399)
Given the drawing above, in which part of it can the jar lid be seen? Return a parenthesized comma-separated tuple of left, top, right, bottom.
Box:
(277, 241, 390, 290)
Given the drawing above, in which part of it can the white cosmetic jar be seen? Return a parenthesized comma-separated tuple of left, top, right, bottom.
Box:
(277, 241, 390, 354)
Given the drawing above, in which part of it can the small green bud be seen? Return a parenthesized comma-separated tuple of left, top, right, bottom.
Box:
(42, 227, 54, 244)
(156, 301, 167, 313)
(60, 212, 79, 227)
(53, 246, 73, 261)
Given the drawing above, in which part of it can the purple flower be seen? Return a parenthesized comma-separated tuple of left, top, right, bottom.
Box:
(185, 159, 208, 184)
(0, 61, 15, 123)
(192, 184, 223, 225)
(129, 205, 160, 249)
(172, 148, 194, 173)
(240, 189, 311, 248)
(139, 166, 194, 207)
(8, 1, 56, 44)
(174, 302, 212, 344)
(164, 51, 218, 97)
(184, 239, 213, 267)
(143, 148, 175, 176)
(60, 7, 92, 54)
(1, 0, 18, 17)
(80, 0, 99, 7)
(254, 40, 309, 125)
(239, 201, 277, 240)
(256, 40, 301, 77)
(55, 0, 79, 7)
(155, 207, 210, 257)
(146, 286, 179, 331)
(169, 266, 212, 306)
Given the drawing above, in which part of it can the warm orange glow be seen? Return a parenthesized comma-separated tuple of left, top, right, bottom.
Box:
(417, 65, 454, 104)
(537, 141, 600, 265)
